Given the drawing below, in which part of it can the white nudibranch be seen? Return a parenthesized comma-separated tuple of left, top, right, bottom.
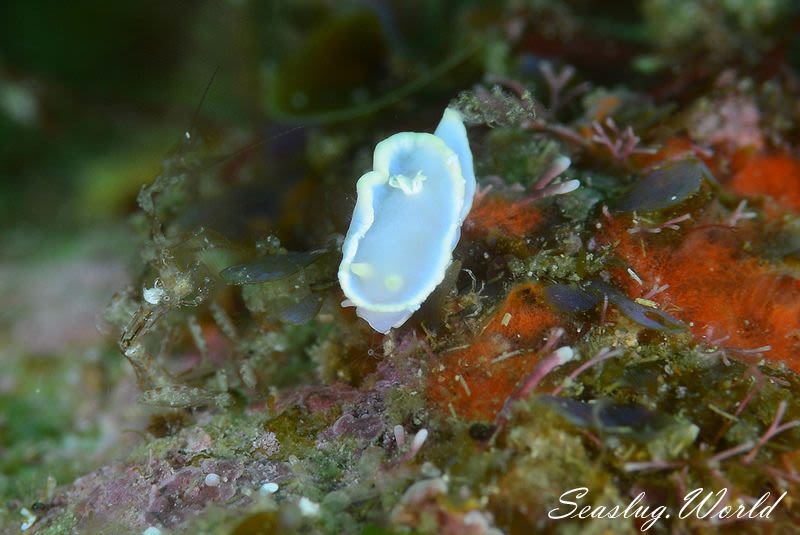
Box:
(339, 108, 476, 333)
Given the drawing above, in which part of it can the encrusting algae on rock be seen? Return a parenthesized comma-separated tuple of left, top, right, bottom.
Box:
(9, 2, 800, 534)
(427, 281, 561, 421)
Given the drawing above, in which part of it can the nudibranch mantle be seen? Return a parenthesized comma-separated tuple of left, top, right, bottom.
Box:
(339, 108, 475, 333)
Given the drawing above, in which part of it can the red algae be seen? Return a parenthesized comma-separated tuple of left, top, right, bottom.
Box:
(426, 282, 558, 420)
(632, 137, 716, 173)
(464, 195, 543, 239)
(605, 217, 800, 371)
(729, 154, 800, 212)
(688, 94, 764, 154)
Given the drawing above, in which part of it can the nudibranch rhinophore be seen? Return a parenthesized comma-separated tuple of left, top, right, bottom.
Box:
(338, 108, 476, 333)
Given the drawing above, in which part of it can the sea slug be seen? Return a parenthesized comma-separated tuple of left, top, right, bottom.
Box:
(339, 108, 475, 332)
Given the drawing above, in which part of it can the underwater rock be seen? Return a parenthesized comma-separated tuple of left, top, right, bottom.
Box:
(544, 283, 600, 313)
(614, 159, 713, 212)
(545, 281, 685, 331)
(221, 250, 328, 285)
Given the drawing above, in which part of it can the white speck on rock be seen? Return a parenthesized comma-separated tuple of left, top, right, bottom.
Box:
(204, 473, 221, 487)
(299, 496, 320, 516)
(20, 508, 36, 531)
(143, 282, 165, 305)
(252, 431, 280, 456)
(260, 482, 279, 495)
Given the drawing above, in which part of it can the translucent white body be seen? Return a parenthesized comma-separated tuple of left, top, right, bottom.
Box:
(339, 109, 475, 333)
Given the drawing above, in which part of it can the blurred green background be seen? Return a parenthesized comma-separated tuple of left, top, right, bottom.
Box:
(3, 0, 795, 235)
(1, 0, 200, 230)
(0, 0, 486, 235)
(0, 0, 491, 505)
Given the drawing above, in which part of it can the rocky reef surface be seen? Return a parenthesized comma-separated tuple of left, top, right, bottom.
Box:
(2, 1, 800, 533)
